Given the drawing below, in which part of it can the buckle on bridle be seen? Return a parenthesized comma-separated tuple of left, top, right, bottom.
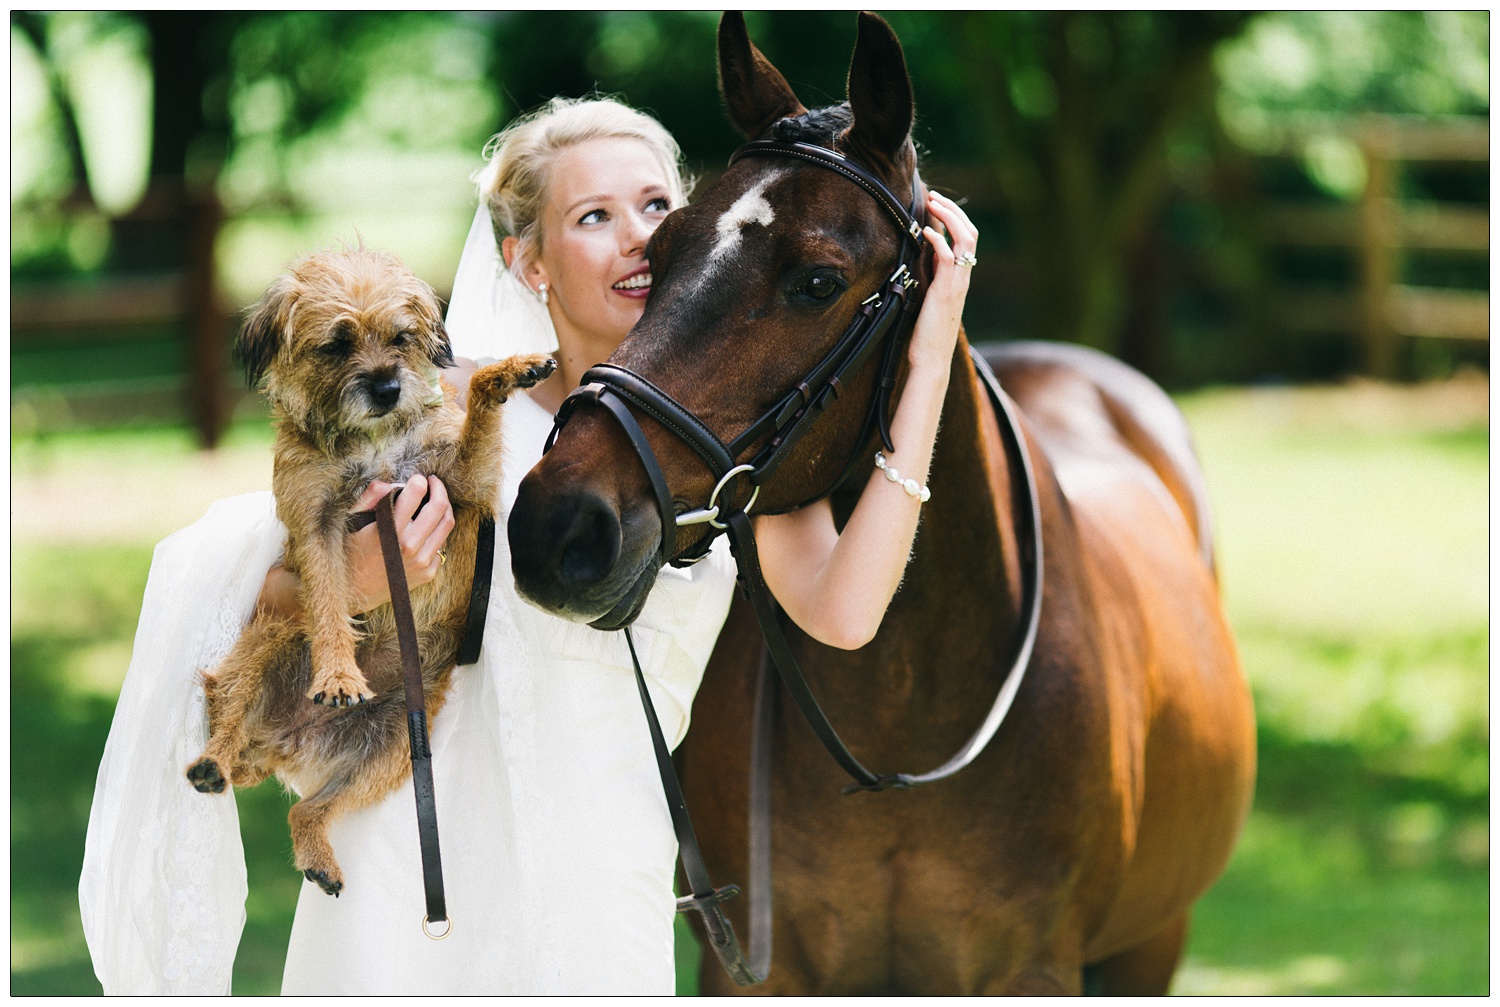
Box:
(675, 883, 742, 914)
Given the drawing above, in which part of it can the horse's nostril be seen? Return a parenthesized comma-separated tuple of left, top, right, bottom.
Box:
(557, 497, 621, 589)
(368, 376, 402, 411)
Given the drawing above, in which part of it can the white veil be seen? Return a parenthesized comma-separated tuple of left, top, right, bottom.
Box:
(445, 204, 558, 362)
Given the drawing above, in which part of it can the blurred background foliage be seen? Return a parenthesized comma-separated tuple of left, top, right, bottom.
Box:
(10, 10, 1488, 436)
(9, 10, 1488, 996)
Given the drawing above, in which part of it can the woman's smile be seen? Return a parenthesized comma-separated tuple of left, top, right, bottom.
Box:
(612, 265, 652, 299)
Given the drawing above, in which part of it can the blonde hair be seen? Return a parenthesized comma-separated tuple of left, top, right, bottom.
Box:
(476, 96, 692, 268)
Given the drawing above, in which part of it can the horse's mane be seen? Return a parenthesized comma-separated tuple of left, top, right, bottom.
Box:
(772, 104, 854, 145)
(772, 103, 922, 173)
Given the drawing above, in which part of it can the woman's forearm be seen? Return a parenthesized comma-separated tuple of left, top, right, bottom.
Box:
(758, 358, 951, 649)
(754, 191, 975, 650)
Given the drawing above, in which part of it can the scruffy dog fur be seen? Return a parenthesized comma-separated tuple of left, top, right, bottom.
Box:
(185, 246, 554, 896)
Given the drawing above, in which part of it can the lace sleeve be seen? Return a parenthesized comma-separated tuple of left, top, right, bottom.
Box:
(79, 492, 287, 994)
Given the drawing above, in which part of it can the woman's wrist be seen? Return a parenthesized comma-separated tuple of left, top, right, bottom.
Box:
(905, 353, 954, 389)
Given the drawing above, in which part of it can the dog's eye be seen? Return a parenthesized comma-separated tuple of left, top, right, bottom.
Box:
(319, 336, 353, 358)
(392, 330, 411, 348)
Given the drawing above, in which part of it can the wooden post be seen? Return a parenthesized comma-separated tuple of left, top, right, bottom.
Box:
(185, 187, 228, 449)
(1356, 136, 1398, 378)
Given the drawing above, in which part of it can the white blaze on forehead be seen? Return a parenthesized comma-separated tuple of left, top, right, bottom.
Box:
(708, 173, 780, 265)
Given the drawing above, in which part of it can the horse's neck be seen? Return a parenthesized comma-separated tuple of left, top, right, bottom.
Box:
(895, 341, 1025, 642)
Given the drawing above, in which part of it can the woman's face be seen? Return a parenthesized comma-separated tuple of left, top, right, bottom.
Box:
(522, 136, 674, 354)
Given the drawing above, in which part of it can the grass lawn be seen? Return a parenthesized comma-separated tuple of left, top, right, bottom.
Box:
(10, 374, 1488, 994)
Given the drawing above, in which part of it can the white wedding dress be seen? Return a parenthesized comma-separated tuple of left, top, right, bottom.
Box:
(79, 207, 737, 995)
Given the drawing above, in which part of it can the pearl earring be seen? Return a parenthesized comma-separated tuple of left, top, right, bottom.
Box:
(536, 282, 548, 306)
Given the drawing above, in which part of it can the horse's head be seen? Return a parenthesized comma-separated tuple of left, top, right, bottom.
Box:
(510, 11, 925, 626)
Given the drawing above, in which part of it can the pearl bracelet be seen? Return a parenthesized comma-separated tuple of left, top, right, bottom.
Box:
(873, 451, 931, 502)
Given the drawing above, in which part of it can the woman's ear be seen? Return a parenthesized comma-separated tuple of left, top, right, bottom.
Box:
(514, 245, 550, 298)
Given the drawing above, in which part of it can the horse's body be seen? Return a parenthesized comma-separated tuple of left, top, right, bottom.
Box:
(509, 13, 1254, 995)
(682, 338, 1254, 993)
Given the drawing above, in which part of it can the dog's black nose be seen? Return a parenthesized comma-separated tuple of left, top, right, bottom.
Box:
(367, 375, 402, 412)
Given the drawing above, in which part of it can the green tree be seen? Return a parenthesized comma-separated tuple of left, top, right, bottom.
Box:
(943, 11, 1252, 356)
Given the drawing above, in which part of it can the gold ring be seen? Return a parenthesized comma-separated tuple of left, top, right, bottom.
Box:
(438, 550, 447, 566)
(423, 914, 453, 940)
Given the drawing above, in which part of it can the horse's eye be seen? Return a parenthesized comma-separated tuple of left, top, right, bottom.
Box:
(793, 272, 845, 305)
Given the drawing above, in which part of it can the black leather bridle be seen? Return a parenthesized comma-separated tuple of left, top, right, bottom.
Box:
(545, 136, 930, 571)
(544, 129, 1044, 986)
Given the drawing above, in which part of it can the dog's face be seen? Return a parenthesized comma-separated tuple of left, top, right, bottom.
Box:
(236, 247, 455, 442)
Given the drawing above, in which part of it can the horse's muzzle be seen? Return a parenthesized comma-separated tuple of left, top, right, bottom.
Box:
(509, 473, 660, 625)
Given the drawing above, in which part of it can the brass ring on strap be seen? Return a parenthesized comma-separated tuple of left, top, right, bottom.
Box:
(423, 914, 453, 940)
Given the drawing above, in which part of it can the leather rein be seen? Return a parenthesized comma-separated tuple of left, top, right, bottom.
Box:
(545, 134, 1044, 985)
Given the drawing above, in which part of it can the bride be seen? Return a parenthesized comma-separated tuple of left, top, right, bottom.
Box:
(79, 96, 977, 994)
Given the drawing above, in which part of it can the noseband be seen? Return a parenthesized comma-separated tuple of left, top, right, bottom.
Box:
(545, 134, 930, 569)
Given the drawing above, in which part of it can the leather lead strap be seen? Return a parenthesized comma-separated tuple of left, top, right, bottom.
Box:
(625, 628, 767, 986)
(375, 490, 448, 932)
(746, 641, 776, 977)
(457, 515, 495, 667)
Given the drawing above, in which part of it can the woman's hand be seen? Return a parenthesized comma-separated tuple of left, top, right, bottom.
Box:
(753, 190, 978, 650)
(346, 474, 456, 614)
(255, 473, 458, 620)
(908, 192, 978, 377)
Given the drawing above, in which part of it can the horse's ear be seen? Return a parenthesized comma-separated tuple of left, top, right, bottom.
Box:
(235, 274, 297, 388)
(844, 11, 914, 171)
(718, 11, 806, 138)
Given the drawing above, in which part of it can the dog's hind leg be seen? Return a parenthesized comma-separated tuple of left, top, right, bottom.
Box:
(288, 706, 418, 896)
(188, 617, 301, 793)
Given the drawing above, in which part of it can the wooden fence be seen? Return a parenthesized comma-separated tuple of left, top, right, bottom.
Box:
(12, 185, 235, 447)
(1258, 115, 1488, 377)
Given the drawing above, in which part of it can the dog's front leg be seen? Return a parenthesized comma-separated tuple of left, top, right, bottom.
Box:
(449, 354, 557, 504)
(294, 512, 372, 707)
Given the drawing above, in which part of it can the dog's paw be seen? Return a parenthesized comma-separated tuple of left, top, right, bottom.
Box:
(470, 354, 557, 406)
(514, 354, 558, 389)
(307, 662, 372, 708)
(303, 867, 345, 897)
(186, 757, 227, 794)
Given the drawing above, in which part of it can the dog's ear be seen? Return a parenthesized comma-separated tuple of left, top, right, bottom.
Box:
(236, 274, 298, 387)
(407, 289, 454, 368)
(427, 319, 455, 369)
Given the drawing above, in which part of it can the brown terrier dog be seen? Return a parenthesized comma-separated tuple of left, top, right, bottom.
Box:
(185, 246, 554, 896)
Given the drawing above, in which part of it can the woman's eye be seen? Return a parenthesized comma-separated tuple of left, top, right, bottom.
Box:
(645, 197, 671, 213)
(579, 209, 606, 225)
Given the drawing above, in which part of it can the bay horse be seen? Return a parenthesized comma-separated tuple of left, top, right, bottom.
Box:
(508, 12, 1255, 995)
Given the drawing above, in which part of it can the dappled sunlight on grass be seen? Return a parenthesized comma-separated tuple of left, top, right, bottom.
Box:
(1175, 376, 1488, 996)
